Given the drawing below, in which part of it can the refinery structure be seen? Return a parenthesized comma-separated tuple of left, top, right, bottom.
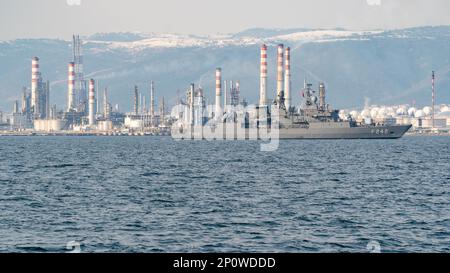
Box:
(2, 35, 171, 135)
(0, 36, 449, 136)
(338, 70, 450, 134)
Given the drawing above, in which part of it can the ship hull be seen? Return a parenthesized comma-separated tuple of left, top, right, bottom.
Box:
(278, 124, 412, 139)
(174, 124, 412, 140)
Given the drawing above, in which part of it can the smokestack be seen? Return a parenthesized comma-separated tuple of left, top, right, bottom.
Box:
(229, 80, 233, 106)
(223, 80, 227, 111)
(284, 47, 291, 110)
(432, 71, 435, 129)
(215, 68, 222, 118)
(190, 83, 195, 125)
(44, 80, 50, 119)
(150, 81, 155, 117)
(88, 79, 95, 126)
(160, 96, 165, 126)
(103, 88, 109, 119)
(276, 44, 284, 99)
(31, 57, 40, 109)
(21, 88, 27, 114)
(67, 62, 75, 111)
(235, 81, 240, 106)
(259, 44, 267, 106)
(13, 100, 19, 114)
(139, 92, 143, 114)
(133, 85, 139, 115)
(142, 95, 146, 113)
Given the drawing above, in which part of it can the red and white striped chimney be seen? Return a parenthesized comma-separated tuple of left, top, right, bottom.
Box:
(215, 68, 222, 117)
(276, 44, 284, 99)
(88, 79, 95, 126)
(284, 47, 291, 110)
(259, 44, 267, 106)
(31, 57, 40, 108)
(67, 62, 76, 111)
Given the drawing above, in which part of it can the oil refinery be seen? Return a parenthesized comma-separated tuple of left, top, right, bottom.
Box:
(0, 36, 449, 137)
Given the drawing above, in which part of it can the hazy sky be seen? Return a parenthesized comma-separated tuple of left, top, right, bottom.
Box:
(1, 0, 450, 40)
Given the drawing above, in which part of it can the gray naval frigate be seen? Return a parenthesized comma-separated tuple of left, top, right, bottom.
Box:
(273, 82, 411, 139)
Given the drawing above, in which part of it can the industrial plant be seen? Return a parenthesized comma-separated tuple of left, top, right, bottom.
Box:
(1, 35, 171, 136)
(0, 36, 448, 137)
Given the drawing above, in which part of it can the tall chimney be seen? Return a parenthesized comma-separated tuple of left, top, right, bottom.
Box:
(150, 81, 155, 117)
(67, 62, 76, 111)
(103, 88, 109, 119)
(190, 83, 195, 125)
(133, 85, 139, 115)
(223, 80, 228, 111)
(21, 87, 27, 114)
(96, 80, 99, 114)
(259, 44, 267, 106)
(229, 80, 233, 106)
(139, 92, 143, 114)
(31, 57, 40, 110)
(88, 79, 95, 126)
(432, 71, 435, 129)
(276, 44, 284, 99)
(161, 96, 165, 126)
(284, 47, 291, 110)
(235, 81, 240, 106)
(215, 68, 222, 118)
(13, 100, 19, 114)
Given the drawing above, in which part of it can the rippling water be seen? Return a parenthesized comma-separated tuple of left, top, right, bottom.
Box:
(0, 136, 449, 252)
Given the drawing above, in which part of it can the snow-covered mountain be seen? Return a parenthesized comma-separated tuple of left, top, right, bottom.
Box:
(0, 26, 449, 111)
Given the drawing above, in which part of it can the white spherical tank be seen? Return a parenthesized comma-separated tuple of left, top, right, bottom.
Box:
(414, 110, 425, 118)
(407, 107, 416, 116)
(350, 110, 358, 118)
(370, 108, 378, 119)
(422, 106, 432, 116)
(361, 109, 371, 118)
(440, 105, 449, 112)
(396, 107, 406, 116)
(377, 107, 387, 118)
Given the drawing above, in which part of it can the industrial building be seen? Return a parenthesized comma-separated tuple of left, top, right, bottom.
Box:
(30, 57, 50, 120)
(2, 38, 448, 136)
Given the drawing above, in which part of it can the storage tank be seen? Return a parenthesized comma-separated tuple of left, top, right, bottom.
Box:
(407, 107, 416, 116)
(414, 110, 425, 118)
(396, 107, 406, 116)
(360, 109, 371, 118)
(422, 106, 432, 116)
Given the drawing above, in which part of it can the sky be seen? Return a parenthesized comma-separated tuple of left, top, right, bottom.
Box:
(0, 0, 450, 40)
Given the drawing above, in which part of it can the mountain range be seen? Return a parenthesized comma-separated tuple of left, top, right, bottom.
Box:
(0, 26, 449, 112)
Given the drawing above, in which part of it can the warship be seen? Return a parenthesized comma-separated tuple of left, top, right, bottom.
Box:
(273, 82, 412, 139)
(175, 44, 411, 140)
